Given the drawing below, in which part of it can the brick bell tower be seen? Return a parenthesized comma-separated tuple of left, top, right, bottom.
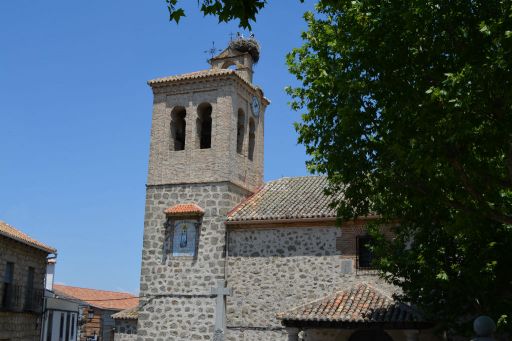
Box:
(137, 37, 269, 341)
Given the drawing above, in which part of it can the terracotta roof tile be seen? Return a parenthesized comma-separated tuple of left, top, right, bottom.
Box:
(53, 284, 138, 311)
(277, 283, 423, 325)
(0, 220, 56, 254)
(112, 306, 139, 320)
(148, 69, 237, 85)
(227, 176, 342, 222)
(165, 203, 205, 216)
(147, 69, 270, 106)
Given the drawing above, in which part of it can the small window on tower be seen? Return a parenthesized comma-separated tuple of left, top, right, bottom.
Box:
(236, 109, 245, 154)
(170, 107, 186, 151)
(248, 118, 256, 161)
(197, 103, 212, 149)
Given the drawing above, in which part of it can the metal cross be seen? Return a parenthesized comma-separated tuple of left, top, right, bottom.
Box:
(204, 41, 220, 60)
(211, 279, 232, 341)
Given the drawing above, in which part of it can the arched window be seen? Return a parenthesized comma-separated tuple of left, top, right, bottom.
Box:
(236, 109, 245, 154)
(170, 107, 186, 151)
(248, 118, 256, 161)
(197, 103, 212, 149)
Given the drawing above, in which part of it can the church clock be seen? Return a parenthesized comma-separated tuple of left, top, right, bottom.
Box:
(251, 95, 261, 117)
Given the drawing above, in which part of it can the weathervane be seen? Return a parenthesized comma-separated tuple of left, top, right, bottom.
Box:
(204, 41, 221, 62)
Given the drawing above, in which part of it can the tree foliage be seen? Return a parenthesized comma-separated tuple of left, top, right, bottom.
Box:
(287, 0, 512, 336)
(165, 0, 268, 28)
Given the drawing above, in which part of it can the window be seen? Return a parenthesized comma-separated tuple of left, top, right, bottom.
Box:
(65, 313, 71, 341)
(248, 118, 256, 161)
(59, 313, 64, 341)
(197, 103, 212, 149)
(24, 266, 35, 310)
(70, 314, 75, 340)
(357, 236, 374, 269)
(2, 262, 14, 308)
(46, 310, 54, 341)
(236, 109, 245, 154)
(170, 106, 186, 151)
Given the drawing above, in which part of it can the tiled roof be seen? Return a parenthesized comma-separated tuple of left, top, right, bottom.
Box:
(112, 306, 139, 320)
(148, 69, 240, 86)
(227, 176, 340, 222)
(164, 203, 205, 216)
(148, 68, 270, 106)
(53, 284, 138, 311)
(0, 220, 56, 254)
(277, 283, 423, 325)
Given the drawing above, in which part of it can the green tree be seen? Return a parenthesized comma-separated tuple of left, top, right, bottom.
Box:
(165, 0, 267, 28)
(287, 0, 512, 336)
(164, 0, 512, 336)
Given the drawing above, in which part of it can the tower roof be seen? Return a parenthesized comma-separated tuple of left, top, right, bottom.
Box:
(147, 68, 269, 105)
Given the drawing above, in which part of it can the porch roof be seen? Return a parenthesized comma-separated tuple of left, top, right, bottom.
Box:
(277, 283, 431, 329)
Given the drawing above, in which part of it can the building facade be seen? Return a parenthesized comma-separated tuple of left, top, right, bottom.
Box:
(112, 307, 138, 341)
(136, 37, 437, 341)
(53, 285, 138, 341)
(0, 220, 56, 341)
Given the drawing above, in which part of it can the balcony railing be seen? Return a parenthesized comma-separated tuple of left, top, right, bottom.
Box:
(0, 282, 44, 313)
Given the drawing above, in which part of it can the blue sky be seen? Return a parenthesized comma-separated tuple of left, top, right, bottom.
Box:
(0, 1, 314, 294)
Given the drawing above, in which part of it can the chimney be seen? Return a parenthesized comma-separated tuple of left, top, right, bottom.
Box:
(45, 258, 56, 291)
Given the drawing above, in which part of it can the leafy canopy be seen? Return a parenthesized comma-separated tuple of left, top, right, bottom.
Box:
(165, 0, 268, 28)
(287, 0, 512, 335)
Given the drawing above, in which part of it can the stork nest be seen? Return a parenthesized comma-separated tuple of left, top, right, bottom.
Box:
(229, 37, 260, 63)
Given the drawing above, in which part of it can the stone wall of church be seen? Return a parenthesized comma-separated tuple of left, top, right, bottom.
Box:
(225, 225, 397, 341)
(137, 182, 250, 341)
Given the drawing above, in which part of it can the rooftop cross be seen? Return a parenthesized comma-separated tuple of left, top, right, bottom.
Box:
(204, 41, 221, 62)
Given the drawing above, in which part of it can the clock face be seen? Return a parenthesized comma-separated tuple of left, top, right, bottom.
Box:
(251, 96, 261, 117)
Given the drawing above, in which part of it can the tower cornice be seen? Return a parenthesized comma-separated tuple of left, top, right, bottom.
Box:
(147, 69, 269, 106)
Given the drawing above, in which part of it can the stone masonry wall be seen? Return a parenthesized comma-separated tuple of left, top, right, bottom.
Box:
(137, 182, 250, 341)
(148, 77, 265, 193)
(114, 319, 138, 341)
(225, 225, 397, 341)
(0, 235, 49, 341)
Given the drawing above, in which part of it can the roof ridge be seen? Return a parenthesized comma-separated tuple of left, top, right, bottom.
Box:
(276, 290, 341, 318)
(267, 175, 327, 182)
(54, 284, 136, 296)
(226, 185, 265, 218)
(355, 282, 394, 301)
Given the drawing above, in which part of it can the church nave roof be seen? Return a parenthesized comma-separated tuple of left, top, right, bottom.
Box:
(227, 176, 342, 223)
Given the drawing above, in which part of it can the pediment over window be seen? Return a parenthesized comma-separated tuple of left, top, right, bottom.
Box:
(164, 203, 205, 217)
